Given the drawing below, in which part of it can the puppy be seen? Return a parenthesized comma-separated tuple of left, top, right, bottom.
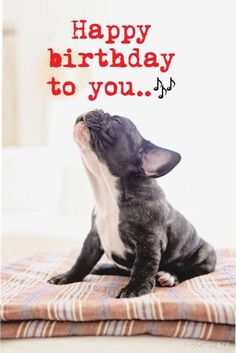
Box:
(49, 110, 216, 298)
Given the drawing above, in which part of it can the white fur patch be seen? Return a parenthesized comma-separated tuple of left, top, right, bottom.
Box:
(78, 137, 126, 260)
(94, 162, 126, 259)
(157, 271, 178, 287)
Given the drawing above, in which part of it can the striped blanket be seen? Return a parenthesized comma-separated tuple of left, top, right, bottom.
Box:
(1, 249, 235, 341)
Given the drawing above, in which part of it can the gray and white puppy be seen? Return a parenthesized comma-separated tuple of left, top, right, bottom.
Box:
(49, 109, 216, 298)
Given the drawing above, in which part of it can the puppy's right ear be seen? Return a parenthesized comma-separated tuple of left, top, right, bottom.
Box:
(140, 141, 181, 178)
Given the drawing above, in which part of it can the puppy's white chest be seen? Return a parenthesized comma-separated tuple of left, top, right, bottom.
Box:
(81, 148, 126, 259)
(96, 207, 125, 259)
(94, 167, 126, 259)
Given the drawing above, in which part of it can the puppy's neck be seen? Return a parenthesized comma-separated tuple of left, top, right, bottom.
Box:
(80, 149, 119, 214)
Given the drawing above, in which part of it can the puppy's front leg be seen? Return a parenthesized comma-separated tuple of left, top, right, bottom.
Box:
(117, 238, 161, 298)
(48, 227, 103, 285)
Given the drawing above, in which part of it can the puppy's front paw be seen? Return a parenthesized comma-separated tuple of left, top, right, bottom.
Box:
(116, 281, 154, 298)
(156, 271, 179, 287)
(48, 271, 81, 285)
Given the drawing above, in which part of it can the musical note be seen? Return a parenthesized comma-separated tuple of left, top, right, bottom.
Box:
(158, 85, 167, 99)
(167, 77, 176, 91)
(154, 77, 163, 91)
(153, 77, 176, 99)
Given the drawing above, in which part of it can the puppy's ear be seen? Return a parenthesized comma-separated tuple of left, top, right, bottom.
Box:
(140, 141, 181, 178)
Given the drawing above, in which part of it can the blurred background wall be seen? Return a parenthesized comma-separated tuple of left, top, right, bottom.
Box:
(2, 0, 236, 259)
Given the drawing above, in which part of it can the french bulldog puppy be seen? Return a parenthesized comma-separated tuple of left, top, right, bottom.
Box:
(48, 110, 216, 298)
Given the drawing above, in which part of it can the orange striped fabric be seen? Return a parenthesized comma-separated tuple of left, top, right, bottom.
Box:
(1, 249, 235, 341)
(2, 319, 234, 341)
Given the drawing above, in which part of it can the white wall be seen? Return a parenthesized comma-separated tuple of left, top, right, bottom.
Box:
(2, 0, 236, 248)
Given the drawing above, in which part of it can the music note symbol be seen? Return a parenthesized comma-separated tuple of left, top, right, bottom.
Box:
(167, 77, 176, 91)
(158, 85, 167, 99)
(154, 77, 163, 91)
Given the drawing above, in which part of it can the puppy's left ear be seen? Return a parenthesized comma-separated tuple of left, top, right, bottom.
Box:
(140, 141, 181, 178)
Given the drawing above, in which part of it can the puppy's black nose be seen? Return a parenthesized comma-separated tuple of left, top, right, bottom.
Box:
(75, 115, 84, 126)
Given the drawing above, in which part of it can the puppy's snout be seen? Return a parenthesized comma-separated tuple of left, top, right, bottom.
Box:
(75, 110, 108, 129)
(84, 109, 105, 122)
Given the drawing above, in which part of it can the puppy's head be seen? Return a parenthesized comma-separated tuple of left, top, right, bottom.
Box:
(74, 109, 181, 178)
